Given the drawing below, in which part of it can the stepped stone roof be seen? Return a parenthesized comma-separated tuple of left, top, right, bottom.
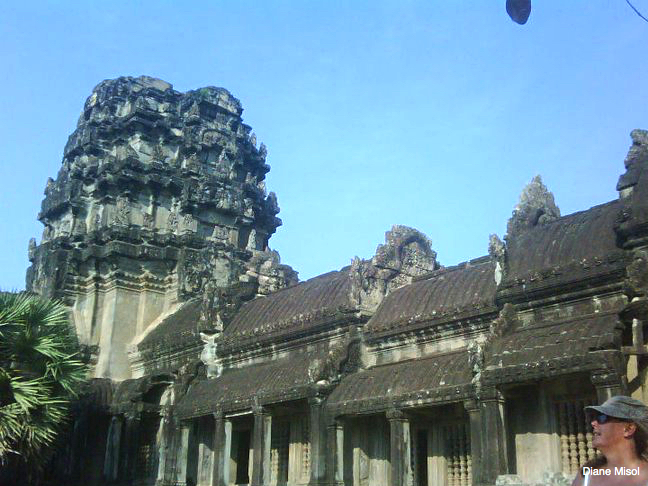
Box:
(327, 350, 472, 414)
(502, 200, 625, 294)
(220, 269, 355, 349)
(484, 312, 623, 384)
(138, 299, 202, 354)
(176, 348, 330, 418)
(366, 257, 497, 338)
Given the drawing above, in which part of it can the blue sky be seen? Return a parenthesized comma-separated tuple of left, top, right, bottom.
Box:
(1, 1, 647, 290)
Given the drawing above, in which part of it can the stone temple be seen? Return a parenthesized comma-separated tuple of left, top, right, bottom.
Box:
(25, 76, 648, 486)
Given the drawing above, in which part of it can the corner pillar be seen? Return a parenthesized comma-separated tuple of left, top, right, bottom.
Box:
(326, 419, 344, 486)
(387, 409, 412, 486)
(120, 412, 141, 482)
(103, 415, 123, 482)
(308, 397, 327, 485)
(212, 411, 232, 486)
(464, 399, 482, 486)
(251, 405, 271, 486)
(478, 388, 508, 485)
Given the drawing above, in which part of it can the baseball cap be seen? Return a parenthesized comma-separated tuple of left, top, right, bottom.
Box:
(585, 396, 648, 428)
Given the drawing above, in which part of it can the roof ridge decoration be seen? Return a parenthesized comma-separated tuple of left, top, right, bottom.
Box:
(349, 225, 439, 314)
(616, 129, 648, 249)
(506, 175, 561, 240)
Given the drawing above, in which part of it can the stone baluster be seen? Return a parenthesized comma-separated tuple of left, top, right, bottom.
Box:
(576, 401, 588, 469)
(567, 403, 579, 474)
(557, 403, 570, 473)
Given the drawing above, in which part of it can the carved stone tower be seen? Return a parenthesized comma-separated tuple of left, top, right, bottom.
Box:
(26, 76, 296, 380)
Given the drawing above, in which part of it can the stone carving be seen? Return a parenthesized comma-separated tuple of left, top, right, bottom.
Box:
(349, 225, 438, 313)
(211, 225, 229, 241)
(59, 218, 71, 237)
(246, 228, 258, 250)
(114, 196, 131, 226)
(617, 129, 648, 197)
(73, 218, 87, 236)
(245, 250, 298, 296)
(181, 212, 195, 234)
(625, 249, 648, 299)
(167, 209, 178, 232)
(488, 234, 505, 260)
(142, 212, 154, 230)
(490, 303, 518, 338)
(506, 175, 560, 238)
(28, 238, 37, 261)
(308, 332, 361, 387)
(488, 233, 506, 285)
(199, 332, 222, 378)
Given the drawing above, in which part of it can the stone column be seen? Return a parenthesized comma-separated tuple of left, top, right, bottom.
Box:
(155, 413, 175, 485)
(251, 406, 272, 486)
(387, 409, 412, 486)
(326, 419, 344, 486)
(479, 388, 508, 485)
(103, 415, 123, 481)
(175, 422, 193, 485)
(212, 412, 232, 486)
(308, 397, 327, 485)
(591, 369, 626, 402)
(464, 399, 482, 486)
(120, 412, 141, 482)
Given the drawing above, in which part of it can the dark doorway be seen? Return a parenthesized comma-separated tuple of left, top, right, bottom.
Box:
(235, 429, 251, 484)
(416, 430, 428, 486)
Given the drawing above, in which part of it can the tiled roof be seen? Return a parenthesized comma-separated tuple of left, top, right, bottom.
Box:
(503, 200, 625, 292)
(326, 351, 472, 414)
(366, 258, 497, 337)
(138, 299, 202, 353)
(176, 348, 329, 418)
(221, 270, 354, 348)
(484, 312, 622, 383)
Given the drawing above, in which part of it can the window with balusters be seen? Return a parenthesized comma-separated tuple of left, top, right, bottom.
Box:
(554, 398, 597, 475)
(443, 422, 472, 486)
(271, 419, 290, 485)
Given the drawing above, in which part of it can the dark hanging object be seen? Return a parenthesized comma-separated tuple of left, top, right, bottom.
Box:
(506, 0, 532, 24)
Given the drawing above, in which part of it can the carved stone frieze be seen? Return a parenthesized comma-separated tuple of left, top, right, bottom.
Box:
(625, 248, 648, 299)
(490, 303, 518, 338)
(349, 225, 439, 313)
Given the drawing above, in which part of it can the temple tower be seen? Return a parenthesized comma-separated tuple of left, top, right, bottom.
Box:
(26, 76, 295, 380)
